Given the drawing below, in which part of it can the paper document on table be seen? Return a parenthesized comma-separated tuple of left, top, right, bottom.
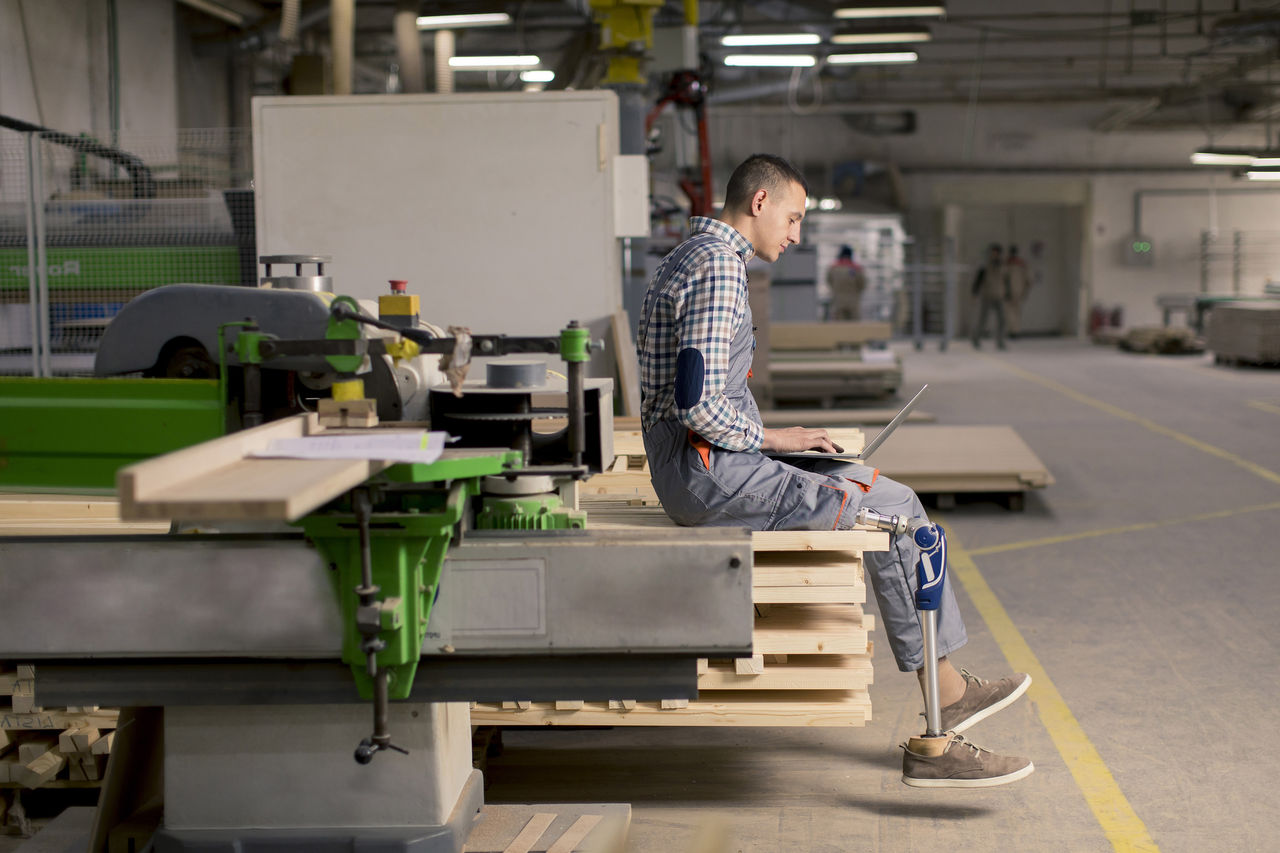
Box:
(252, 431, 447, 465)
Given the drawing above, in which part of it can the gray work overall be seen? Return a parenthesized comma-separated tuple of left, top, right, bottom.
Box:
(642, 267, 967, 672)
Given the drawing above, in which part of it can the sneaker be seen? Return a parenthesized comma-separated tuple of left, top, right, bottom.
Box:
(901, 734, 1034, 788)
(940, 669, 1031, 734)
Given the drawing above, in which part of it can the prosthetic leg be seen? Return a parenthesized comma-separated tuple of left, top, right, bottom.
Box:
(854, 507, 949, 742)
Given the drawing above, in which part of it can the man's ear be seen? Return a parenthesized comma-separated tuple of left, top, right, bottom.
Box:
(750, 188, 767, 216)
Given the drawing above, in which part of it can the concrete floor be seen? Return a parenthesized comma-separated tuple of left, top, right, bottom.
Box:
(481, 339, 1280, 852)
(4, 338, 1277, 852)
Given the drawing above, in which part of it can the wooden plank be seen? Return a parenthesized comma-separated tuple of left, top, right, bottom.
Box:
(699, 655, 872, 692)
(471, 691, 871, 727)
(771, 322, 892, 350)
(734, 655, 764, 676)
(872, 425, 1054, 492)
(579, 504, 889, 553)
(610, 310, 642, 418)
(753, 584, 865, 604)
(753, 604, 872, 655)
(753, 551, 863, 584)
(1, 710, 120, 731)
(12, 749, 65, 788)
(11, 680, 36, 713)
(760, 407, 935, 427)
(770, 360, 902, 378)
(118, 413, 396, 522)
(91, 730, 116, 755)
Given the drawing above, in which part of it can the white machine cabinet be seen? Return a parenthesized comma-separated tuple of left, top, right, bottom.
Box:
(253, 91, 645, 376)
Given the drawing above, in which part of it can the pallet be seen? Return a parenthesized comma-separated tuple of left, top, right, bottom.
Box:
(871, 425, 1054, 506)
(471, 501, 886, 728)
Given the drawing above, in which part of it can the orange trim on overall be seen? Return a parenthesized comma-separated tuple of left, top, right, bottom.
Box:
(818, 482, 850, 529)
(688, 430, 713, 471)
(845, 469, 880, 494)
(747, 368, 754, 378)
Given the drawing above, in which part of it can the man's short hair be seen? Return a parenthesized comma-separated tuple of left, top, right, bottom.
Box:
(724, 154, 809, 212)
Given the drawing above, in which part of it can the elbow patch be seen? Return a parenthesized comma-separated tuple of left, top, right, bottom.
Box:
(675, 348, 705, 408)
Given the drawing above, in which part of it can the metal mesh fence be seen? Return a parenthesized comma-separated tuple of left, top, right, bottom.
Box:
(0, 128, 253, 376)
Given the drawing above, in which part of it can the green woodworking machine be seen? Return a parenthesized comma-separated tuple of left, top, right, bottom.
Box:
(0, 269, 752, 852)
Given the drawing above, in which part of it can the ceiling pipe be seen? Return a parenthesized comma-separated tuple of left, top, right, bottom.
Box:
(394, 0, 424, 92)
(332, 0, 354, 95)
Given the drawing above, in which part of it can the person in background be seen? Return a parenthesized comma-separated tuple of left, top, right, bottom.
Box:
(971, 243, 1007, 350)
(827, 245, 867, 321)
(1004, 245, 1031, 339)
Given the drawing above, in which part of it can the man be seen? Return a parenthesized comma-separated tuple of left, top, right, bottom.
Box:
(1004, 245, 1031, 339)
(971, 243, 1008, 350)
(637, 154, 1033, 788)
(827, 245, 866, 321)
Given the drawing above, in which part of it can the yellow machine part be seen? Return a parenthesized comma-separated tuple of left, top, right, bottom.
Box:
(332, 379, 366, 401)
(589, 0, 665, 86)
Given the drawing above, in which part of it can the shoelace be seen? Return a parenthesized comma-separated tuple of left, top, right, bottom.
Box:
(958, 668, 988, 688)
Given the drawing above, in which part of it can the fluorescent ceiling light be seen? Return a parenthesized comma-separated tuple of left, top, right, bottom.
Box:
(417, 13, 511, 29)
(1251, 155, 1280, 166)
(1245, 170, 1280, 180)
(835, 5, 945, 19)
(520, 69, 555, 83)
(449, 55, 540, 69)
(724, 54, 817, 67)
(722, 33, 822, 46)
(828, 51, 919, 64)
(1191, 151, 1258, 166)
(832, 28, 932, 44)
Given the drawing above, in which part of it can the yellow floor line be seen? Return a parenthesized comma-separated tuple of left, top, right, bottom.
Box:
(1247, 400, 1280, 416)
(983, 356, 1280, 487)
(967, 499, 1280, 557)
(946, 535, 1160, 853)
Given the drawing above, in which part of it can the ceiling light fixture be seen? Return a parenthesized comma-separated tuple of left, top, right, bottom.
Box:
(724, 54, 817, 67)
(1245, 170, 1280, 180)
(832, 26, 932, 44)
(449, 55, 540, 69)
(828, 51, 919, 64)
(834, 4, 945, 19)
(1191, 149, 1262, 166)
(417, 13, 512, 29)
(721, 33, 822, 46)
(520, 69, 555, 83)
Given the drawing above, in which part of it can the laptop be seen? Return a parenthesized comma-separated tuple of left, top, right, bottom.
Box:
(765, 384, 928, 462)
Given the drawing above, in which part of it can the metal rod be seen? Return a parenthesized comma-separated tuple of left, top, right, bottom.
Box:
(23, 134, 39, 378)
(567, 358, 585, 469)
(922, 611, 943, 737)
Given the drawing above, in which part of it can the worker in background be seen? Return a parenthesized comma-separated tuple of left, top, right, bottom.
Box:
(827, 244, 867, 321)
(637, 154, 1033, 788)
(1004, 244, 1031, 339)
(971, 243, 1007, 350)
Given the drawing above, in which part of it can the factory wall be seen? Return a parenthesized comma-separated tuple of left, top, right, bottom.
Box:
(705, 101, 1280, 333)
(0, 0, 178, 139)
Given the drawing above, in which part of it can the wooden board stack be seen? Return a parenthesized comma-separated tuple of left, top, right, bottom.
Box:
(766, 322, 903, 403)
(471, 430, 889, 728)
(1, 665, 118, 789)
(1207, 302, 1280, 365)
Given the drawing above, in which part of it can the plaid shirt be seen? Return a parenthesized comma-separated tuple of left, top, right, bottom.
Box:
(637, 217, 764, 452)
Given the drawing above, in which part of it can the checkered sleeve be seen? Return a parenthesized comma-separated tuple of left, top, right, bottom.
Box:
(674, 257, 764, 452)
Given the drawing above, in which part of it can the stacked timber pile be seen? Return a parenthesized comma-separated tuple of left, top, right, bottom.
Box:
(1, 665, 119, 789)
(768, 322, 902, 403)
(1207, 302, 1280, 365)
(1119, 326, 1204, 355)
(470, 429, 888, 728)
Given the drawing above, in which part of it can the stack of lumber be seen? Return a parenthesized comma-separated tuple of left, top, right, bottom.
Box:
(470, 500, 888, 728)
(1, 665, 118, 789)
(767, 322, 902, 403)
(0, 495, 168, 536)
(1207, 302, 1280, 365)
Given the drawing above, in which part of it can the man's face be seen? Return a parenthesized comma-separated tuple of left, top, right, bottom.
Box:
(989, 248, 1002, 264)
(751, 180, 807, 263)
